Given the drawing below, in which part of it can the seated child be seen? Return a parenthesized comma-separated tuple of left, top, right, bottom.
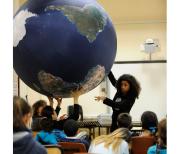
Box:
(140, 111, 158, 137)
(147, 118, 167, 154)
(35, 118, 58, 145)
(59, 119, 90, 150)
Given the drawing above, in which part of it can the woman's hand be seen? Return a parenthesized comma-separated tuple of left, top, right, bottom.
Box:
(94, 96, 106, 102)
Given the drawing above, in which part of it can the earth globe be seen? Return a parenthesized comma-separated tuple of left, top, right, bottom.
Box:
(13, 0, 117, 98)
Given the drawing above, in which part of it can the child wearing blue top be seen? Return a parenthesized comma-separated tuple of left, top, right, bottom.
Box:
(35, 118, 58, 144)
(147, 118, 167, 154)
(36, 118, 67, 144)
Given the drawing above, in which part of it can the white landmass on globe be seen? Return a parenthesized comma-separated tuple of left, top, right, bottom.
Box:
(13, 9, 37, 47)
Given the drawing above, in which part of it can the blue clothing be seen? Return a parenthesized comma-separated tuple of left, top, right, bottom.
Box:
(35, 130, 57, 145)
(148, 145, 167, 154)
(13, 131, 47, 154)
(52, 129, 67, 141)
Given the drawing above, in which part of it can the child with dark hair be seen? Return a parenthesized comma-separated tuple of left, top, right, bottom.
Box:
(31, 100, 47, 131)
(117, 113, 132, 129)
(140, 111, 158, 137)
(148, 118, 167, 154)
(35, 118, 58, 145)
(59, 119, 90, 150)
(95, 71, 141, 132)
(13, 96, 47, 154)
(117, 113, 133, 143)
(31, 96, 62, 131)
(32, 100, 47, 117)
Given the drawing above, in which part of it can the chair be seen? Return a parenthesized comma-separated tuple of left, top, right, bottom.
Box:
(32, 131, 39, 138)
(45, 145, 63, 154)
(131, 136, 156, 154)
(59, 142, 87, 154)
(68, 105, 83, 121)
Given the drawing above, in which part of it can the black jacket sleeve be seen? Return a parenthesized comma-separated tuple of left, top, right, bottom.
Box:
(103, 97, 135, 112)
(108, 71, 117, 88)
(55, 106, 61, 116)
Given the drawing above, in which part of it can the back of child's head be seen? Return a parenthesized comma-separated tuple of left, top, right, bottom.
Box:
(41, 105, 54, 119)
(63, 119, 78, 137)
(32, 100, 47, 117)
(158, 118, 166, 146)
(13, 96, 32, 132)
(141, 111, 158, 134)
(40, 118, 54, 132)
(117, 113, 132, 129)
(116, 74, 141, 98)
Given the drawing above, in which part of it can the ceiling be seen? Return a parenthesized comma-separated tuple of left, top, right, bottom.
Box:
(97, 0, 166, 24)
(16, 0, 166, 24)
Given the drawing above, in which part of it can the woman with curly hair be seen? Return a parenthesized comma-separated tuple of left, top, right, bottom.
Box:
(95, 71, 141, 132)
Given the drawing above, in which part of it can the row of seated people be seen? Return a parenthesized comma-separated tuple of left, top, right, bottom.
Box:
(13, 95, 166, 154)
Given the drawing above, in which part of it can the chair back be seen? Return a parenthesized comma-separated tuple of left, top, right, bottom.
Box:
(131, 136, 155, 154)
(32, 131, 39, 138)
(68, 105, 83, 121)
(59, 142, 86, 154)
(45, 145, 63, 154)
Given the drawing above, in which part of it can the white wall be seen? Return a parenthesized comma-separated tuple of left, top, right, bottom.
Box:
(109, 63, 166, 121)
(114, 23, 166, 61)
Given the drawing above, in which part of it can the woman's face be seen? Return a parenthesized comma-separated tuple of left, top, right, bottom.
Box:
(120, 80, 130, 94)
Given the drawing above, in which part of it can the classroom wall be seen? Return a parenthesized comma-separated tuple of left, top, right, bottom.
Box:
(109, 63, 166, 121)
(13, 0, 167, 120)
(114, 23, 166, 61)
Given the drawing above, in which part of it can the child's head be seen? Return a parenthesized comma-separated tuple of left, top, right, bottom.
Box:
(117, 113, 132, 129)
(41, 106, 57, 120)
(13, 96, 32, 132)
(141, 111, 158, 134)
(116, 74, 141, 98)
(158, 118, 166, 146)
(40, 118, 54, 132)
(63, 119, 78, 137)
(94, 128, 129, 152)
(32, 100, 47, 117)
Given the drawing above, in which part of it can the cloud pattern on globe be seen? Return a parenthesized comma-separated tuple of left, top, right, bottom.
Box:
(13, 0, 117, 98)
(13, 9, 37, 47)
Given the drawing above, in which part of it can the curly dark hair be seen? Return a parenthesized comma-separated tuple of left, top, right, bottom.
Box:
(116, 74, 141, 99)
(32, 100, 47, 117)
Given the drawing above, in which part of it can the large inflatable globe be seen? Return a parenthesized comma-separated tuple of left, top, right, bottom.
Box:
(13, 0, 117, 98)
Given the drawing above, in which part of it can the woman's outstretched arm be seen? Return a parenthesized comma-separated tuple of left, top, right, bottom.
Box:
(108, 71, 117, 87)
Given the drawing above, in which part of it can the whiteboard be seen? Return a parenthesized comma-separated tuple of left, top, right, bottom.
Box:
(107, 62, 166, 122)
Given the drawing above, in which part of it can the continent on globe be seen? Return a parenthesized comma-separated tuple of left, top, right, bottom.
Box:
(37, 65, 105, 97)
(45, 4, 107, 42)
(13, 0, 117, 98)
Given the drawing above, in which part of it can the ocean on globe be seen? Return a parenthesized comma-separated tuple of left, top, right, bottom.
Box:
(13, 0, 117, 98)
